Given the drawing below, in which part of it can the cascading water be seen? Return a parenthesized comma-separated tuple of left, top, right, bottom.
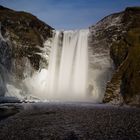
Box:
(46, 30, 89, 101)
(46, 31, 62, 98)
(1, 28, 114, 102)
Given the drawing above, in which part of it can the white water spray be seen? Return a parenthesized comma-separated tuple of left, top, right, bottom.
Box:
(3, 29, 114, 102)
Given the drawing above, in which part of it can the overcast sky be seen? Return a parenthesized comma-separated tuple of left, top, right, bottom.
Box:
(0, 0, 140, 29)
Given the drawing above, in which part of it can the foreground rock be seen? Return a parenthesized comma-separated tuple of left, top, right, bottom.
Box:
(0, 104, 20, 121)
(0, 103, 140, 140)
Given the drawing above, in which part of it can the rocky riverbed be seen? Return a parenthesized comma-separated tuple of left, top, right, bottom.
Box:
(0, 102, 140, 140)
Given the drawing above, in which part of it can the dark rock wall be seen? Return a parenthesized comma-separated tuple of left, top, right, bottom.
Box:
(102, 7, 140, 106)
(89, 7, 140, 106)
(0, 5, 53, 79)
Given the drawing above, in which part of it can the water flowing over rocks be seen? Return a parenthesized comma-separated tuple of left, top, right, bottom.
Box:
(0, 5, 140, 106)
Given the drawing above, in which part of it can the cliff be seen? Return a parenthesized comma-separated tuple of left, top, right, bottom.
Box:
(90, 7, 140, 106)
(0, 5, 53, 79)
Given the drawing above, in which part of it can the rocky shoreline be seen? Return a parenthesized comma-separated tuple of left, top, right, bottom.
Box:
(0, 102, 140, 140)
(0, 104, 20, 121)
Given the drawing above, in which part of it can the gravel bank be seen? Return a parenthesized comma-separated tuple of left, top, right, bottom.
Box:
(0, 102, 140, 140)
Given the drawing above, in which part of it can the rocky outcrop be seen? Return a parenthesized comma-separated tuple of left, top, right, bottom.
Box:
(90, 7, 140, 106)
(0, 5, 53, 79)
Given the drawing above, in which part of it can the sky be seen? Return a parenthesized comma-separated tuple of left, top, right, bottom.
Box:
(0, 0, 140, 30)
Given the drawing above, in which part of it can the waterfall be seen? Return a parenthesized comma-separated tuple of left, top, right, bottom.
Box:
(46, 30, 89, 101)
(1, 29, 114, 103)
(44, 29, 114, 102)
(46, 31, 62, 97)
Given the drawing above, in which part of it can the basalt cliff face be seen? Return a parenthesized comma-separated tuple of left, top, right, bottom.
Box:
(89, 7, 140, 106)
(0, 5, 53, 79)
